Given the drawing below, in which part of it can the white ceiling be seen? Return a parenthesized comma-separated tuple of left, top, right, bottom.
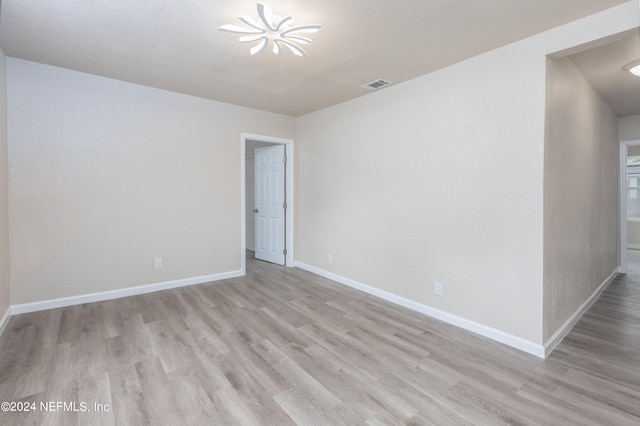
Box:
(0, 0, 636, 117)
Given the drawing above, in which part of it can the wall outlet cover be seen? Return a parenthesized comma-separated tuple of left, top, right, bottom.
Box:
(434, 282, 443, 297)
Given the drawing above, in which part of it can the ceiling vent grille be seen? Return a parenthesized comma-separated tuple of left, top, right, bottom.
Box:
(361, 79, 390, 90)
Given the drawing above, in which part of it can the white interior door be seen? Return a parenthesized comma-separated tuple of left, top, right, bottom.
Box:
(254, 145, 286, 265)
(246, 157, 256, 251)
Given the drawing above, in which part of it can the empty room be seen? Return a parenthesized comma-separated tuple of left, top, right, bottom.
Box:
(0, 0, 639, 424)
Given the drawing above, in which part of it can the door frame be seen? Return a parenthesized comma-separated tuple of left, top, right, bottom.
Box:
(240, 132, 294, 273)
(619, 139, 640, 274)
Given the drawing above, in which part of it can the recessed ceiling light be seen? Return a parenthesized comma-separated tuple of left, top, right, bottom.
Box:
(624, 59, 640, 77)
(219, 3, 321, 57)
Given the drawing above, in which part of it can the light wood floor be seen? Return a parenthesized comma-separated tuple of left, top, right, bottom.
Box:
(1, 254, 639, 425)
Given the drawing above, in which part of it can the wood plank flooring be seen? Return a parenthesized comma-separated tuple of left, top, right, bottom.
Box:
(0, 254, 639, 425)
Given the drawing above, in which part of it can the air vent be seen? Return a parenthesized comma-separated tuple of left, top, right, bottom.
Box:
(361, 79, 390, 90)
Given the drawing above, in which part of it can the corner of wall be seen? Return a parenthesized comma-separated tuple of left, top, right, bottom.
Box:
(0, 47, 10, 336)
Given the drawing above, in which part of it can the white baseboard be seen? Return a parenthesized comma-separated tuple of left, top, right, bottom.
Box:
(543, 268, 618, 357)
(10, 270, 243, 315)
(6, 263, 615, 358)
(294, 262, 545, 358)
(0, 306, 10, 338)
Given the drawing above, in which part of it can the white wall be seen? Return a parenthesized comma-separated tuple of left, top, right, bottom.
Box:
(296, 33, 546, 345)
(0, 49, 9, 328)
(7, 59, 295, 305)
(620, 114, 640, 141)
(543, 57, 619, 342)
(295, 2, 636, 349)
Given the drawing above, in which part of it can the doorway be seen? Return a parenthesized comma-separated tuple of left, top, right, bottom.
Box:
(241, 133, 294, 273)
(619, 139, 640, 273)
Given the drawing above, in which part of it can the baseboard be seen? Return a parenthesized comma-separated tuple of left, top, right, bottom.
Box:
(0, 306, 10, 338)
(543, 268, 618, 357)
(294, 262, 545, 358)
(10, 270, 244, 315)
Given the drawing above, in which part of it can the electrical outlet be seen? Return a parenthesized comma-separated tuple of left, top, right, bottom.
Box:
(327, 254, 333, 265)
(154, 257, 163, 269)
(434, 281, 443, 297)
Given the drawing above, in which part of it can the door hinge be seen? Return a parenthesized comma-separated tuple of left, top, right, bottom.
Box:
(283, 202, 287, 209)
(283, 156, 287, 164)
(283, 248, 288, 255)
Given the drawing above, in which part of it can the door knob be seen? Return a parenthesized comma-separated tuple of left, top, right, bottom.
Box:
(253, 208, 259, 213)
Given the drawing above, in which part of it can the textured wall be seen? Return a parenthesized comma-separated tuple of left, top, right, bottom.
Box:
(543, 57, 619, 341)
(7, 59, 295, 305)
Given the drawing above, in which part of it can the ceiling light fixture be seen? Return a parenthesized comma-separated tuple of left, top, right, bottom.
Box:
(625, 59, 640, 77)
(627, 0, 640, 77)
(218, 3, 321, 57)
